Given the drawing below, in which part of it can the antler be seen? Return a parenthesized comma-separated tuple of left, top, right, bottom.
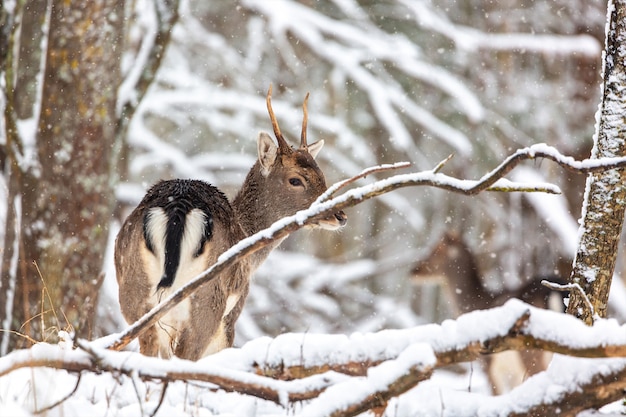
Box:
(300, 92, 310, 150)
(266, 85, 291, 153)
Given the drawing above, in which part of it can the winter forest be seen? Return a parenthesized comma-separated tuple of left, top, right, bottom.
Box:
(5, 0, 626, 415)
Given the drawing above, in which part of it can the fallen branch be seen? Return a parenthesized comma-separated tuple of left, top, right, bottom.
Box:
(299, 344, 436, 417)
(0, 343, 345, 405)
(6, 301, 626, 415)
(250, 300, 626, 380)
(506, 360, 626, 417)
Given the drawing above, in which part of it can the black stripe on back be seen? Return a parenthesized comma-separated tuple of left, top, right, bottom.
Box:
(158, 204, 188, 289)
(139, 179, 227, 290)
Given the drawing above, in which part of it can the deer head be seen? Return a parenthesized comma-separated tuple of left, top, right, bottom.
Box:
(235, 86, 347, 234)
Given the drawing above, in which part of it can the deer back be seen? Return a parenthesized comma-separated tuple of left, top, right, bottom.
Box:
(413, 232, 566, 317)
(115, 180, 242, 319)
(413, 232, 494, 315)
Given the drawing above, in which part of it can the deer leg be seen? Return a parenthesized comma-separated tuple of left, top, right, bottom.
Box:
(174, 282, 227, 360)
(138, 325, 160, 357)
(519, 349, 551, 377)
(221, 293, 248, 347)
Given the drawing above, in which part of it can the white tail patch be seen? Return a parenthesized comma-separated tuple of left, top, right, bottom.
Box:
(143, 208, 168, 286)
(145, 208, 210, 358)
(144, 207, 209, 290)
(176, 209, 210, 289)
(145, 207, 168, 261)
(181, 209, 208, 261)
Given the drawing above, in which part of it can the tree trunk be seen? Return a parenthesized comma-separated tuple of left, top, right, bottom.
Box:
(567, 0, 626, 324)
(1, 0, 124, 352)
(14, 0, 47, 120)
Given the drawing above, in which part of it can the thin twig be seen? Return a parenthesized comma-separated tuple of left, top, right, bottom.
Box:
(571, 283, 596, 321)
(542, 280, 595, 321)
(315, 161, 411, 204)
(130, 370, 145, 416)
(33, 261, 73, 340)
(33, 373, 82, 414)
(0, 328, 40, 346)
(149, 381, 169, 417)
(541, 280, 572, 292)
(432, 154, 454, 174)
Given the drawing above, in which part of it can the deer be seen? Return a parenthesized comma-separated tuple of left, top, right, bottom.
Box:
(412, 231, 568, 393)
(114, 86, 347, 361)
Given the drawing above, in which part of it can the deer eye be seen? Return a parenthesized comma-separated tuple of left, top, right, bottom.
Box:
(289, 178, 304, 187)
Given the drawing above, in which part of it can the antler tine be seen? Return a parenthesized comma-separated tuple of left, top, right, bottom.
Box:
(266, 84, 291, 152)
(300, 92, 310, 150)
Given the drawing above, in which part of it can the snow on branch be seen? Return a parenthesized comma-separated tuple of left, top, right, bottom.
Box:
(225, 300, 626, 382)
(105, 144, 626, 354)
(399, 0, 601, 57)
(4, 301, 626, 415)
(116, 0, 179, 135)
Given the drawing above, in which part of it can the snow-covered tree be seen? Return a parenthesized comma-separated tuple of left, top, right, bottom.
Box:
(0, 0, 126, 352)
(568, 0, 626, 324)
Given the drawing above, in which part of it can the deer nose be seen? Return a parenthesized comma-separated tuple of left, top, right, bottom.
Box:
(334, 210, 347, 226)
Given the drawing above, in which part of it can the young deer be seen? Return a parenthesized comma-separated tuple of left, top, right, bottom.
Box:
(412, 232, 567, 317)
(114, 87, 347, 360)
(412, 232, 567, 393)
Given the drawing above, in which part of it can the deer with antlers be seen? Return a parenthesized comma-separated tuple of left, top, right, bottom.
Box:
(114, 86, 347, 360)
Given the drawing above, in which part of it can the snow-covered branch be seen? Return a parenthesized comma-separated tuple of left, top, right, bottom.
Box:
(0, 340, 344, 405)
(400, 0, 601, 57)
(5, 301, 626, 415)
(235, 299, 626, 380)
(106, 144, 626, 353)
(116, 0, 179, 137)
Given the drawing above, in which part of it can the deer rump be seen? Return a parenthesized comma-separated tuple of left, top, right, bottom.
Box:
(121, 179, 248, 360)
(142, 180, 221, 289)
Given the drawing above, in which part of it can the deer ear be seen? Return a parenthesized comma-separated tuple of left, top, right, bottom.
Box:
(307, 139, 324, 159)
(258, 132, 278, 175)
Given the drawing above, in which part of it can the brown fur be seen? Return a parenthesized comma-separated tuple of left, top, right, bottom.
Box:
(412, 232, 566, 393)
(115, 90, 346, 360)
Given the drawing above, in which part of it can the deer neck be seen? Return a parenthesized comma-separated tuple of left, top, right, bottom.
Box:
(232, 162, 284, 268)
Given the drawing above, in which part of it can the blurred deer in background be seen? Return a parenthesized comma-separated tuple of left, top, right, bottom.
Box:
(412, 232, 567, 393)
(114, 86, 347, 360)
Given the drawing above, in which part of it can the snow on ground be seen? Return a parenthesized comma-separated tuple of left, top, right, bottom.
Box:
(2, 300, 626, 416)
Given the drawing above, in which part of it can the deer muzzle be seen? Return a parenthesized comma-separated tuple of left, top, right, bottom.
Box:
(316, 209, 347, 230)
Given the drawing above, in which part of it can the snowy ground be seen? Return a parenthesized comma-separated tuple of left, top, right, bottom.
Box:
(2, 300, 626, 416)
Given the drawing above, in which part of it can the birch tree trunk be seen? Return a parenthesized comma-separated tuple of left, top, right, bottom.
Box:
(567, 0, 626, 324)
(1, 0, 124, 352)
